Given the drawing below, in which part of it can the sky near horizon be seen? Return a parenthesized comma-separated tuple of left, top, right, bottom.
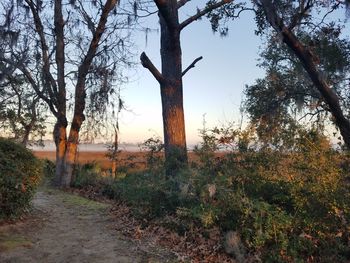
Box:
(116, 4, 265, 145)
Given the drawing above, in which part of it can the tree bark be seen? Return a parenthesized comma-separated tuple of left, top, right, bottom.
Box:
(61, 129, 79, 187)
(158, 3, 188, 175)
(53, 119, 67, 186)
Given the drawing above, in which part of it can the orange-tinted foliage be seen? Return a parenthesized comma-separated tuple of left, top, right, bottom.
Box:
(33, 151, 207, 171)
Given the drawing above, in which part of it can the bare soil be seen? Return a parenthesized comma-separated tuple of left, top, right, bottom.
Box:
(0, 188, 175, 263)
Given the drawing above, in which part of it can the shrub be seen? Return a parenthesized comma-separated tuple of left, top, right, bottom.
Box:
(71, 162, 102, 188)
(139, 136, 164, 172)
(0, 138, 43, 219)
(102, 171, 185, 219)
(42, 159, 56, 179)
(190, 127, 350, 261)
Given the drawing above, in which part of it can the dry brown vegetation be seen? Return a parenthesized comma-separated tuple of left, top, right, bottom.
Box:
(33, 151, 147, 170)
(33, 151, 204, 171)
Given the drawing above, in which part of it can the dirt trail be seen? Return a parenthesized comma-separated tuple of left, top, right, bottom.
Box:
(0, 188, 175, 263)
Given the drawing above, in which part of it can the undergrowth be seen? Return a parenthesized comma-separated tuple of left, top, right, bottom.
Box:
(70, 127, 350, 262)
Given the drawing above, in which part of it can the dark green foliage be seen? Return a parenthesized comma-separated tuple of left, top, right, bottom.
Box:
(0, 138, 42, 219)
(139, 136, 164, 172)
(205, 0, 246, 37)
(102, 171, 191, 220)
(42, 159, 55, 179)
(71, 162, 102, 188)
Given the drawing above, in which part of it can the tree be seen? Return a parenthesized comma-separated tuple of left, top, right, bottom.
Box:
(0, 0, 133, 187)
(140, 0, 239, 176)
(0, 74, 47, 145)
(244, 23, 350, 147)
(0, 31, 46, 145)
(252, 0, 350, 149)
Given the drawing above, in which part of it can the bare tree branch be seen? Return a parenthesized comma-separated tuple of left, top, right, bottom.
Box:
(182, 56, 203, 76)
(19, 64, 58, 117)
(78, 0, 96, 34)
(288, 0, 314, 30)
(177, 0, 191, 9)
(179, 0, 232, 31)
(25, 0, 58, 99)
(140, 52, 165, 84)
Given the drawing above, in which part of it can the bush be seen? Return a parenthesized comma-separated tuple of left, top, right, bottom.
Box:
(0, 138, 43, 219)
(42, 159, 56, 179)
(102, 171, 186, 219)
(189, 127, 350, 262)
(71, 162, 102, 188)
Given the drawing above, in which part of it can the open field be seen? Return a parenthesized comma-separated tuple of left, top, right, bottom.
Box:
(33, 150, 208, 171)
(33, 151, 150, 170)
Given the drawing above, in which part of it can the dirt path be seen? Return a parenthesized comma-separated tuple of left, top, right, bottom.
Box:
(0, 188, 175, 263)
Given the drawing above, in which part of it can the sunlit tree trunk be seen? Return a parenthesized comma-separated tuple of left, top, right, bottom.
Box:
(61, 86, 85, 187)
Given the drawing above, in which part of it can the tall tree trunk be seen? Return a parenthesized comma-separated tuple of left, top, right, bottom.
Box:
(159, 6, 188, 176)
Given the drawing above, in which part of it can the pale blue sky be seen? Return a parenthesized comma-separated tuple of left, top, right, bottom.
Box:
(117, 6, 264, 145)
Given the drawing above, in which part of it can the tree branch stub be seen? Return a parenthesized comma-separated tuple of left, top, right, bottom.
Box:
(182, 56, 203, 76)
(140, 52, 165, 84)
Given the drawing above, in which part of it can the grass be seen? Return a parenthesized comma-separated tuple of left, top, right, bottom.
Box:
(42, 186, 110, 211)
(0, 234, 32, 251)
(60, 193, 110, 211)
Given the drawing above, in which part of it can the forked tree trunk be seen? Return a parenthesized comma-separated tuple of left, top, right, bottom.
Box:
(59, 0, 117, 187)
(61, 134, 78, 187)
